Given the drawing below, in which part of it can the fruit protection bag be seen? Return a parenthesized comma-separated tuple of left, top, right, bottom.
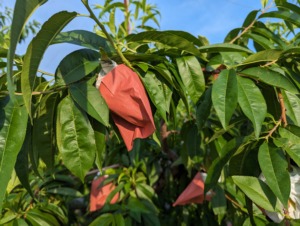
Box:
(98, 64, 155, 151)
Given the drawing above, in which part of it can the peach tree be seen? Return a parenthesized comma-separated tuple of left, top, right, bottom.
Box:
(1, 0, 300, 225)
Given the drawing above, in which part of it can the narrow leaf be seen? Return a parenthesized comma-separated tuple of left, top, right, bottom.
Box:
(139, 70, 168, 121)
(212, 69, 238, 129)
(21, 11, 77, 119)
(205, 137, 243, 193)
(237, 76, 266, 137)
(56, 96, 96, 182)
(52, 30, 111, 52)
(198, 43, 253, 53)
(176, 56, 205, 105)
(281, 90, 300, 126)
(0, 97, 28, 213)
(258, 142, 290, 207)
(126, 30, 202, 57)
(32, 92, 59, 169)
(7, 0, 47, 103)
(241, 49, 282, 65)
(70, 81, 109, 126)
(240, 67, 298, 94)
(259, 10, 300, 27)
(232, 176, 281, 212)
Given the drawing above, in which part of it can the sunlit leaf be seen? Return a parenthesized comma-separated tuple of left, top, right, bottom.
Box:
(21, 11, 77, 120)
(237, 76, 266, 137)
(198, 43, 252, 53)
(241, 49, 282, 65)
(56, 96, 96, 182)
(176, 56, 205, 105)
(258, 142, 290, 207)
(212, 69, 238, 129)
(7, 0, 47, 103)
(0, 97, 28, 213)
(232, 176, 281, 212)
(240, 67, 298, 94)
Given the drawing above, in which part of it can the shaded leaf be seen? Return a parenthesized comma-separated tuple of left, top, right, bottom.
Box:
(212, 69, 238, 129)
(21, 11, 77, 119)
(56, 96, 96, 182)
(196, 86, 212, 130)
(52, 29, 112, 52)
(70, 81, 109, 126)
(56, 48, 100, 85)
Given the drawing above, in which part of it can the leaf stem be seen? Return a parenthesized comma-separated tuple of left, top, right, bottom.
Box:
(81, 0, 132, 68)
(277, 89, 287, 127)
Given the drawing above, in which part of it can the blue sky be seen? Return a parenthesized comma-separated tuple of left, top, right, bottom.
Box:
(2, 0, 263, 73)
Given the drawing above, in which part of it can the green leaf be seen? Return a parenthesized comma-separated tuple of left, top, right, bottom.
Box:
(232, 176, 281, 212)
(259, 10, 300, 27)
(7, 0, 47, 103)
(212, 69, 238, 129)
(26, 209, 60, 226)
(70, 81, 109, 126)
(0, 97, 28, 213)
(281, 90, 300, 126)
(237, 76, 266, 137)
(89, 213, 114, 226)
(244, 33, 275, 50)
(114, 214, 125, 226)
(176, 56, 205, 105)
(198, 43, 253, 54)
(261, 0, 268, 8)
(92, 120, 106, 170)
(127, 197, 150, 214)
(196, 87, 212, 130)
(241, 49, 282, 65)
(15, 126, 34, 198)
(258, 142, 290, 207)
(240, 67, 298, 94)
(52, 29, 112, 52)
(139, 70, 168, 121)
(56, 96, 96, 182)
(46, 187, 83, 197)
(21, 11, 77, 120)
(205, 137, 243, 193)
(32, 92, 59, 169)
(56, 48, 99, 85)
(126, 30, 202, 57)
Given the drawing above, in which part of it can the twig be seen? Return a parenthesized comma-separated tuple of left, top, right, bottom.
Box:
(264, 119, 282, 141)
(277, 89, 287, 127)
(229, 19, 256, 44)
(0, 87, 65, 96)
(81, 0, 132, 68)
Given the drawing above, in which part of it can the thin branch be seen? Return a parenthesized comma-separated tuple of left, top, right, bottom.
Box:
(278, 89, 287, 127)
(81, 0, 132, 68)
(264, 118, 282, 141)
(0, 87, 66, 96)
(229, 19, 256, 44)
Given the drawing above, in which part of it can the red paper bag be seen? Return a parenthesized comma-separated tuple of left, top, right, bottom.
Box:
(90, 176, 119, 211)
(173, 172, 212, 206)
(99, 64, 156, 151)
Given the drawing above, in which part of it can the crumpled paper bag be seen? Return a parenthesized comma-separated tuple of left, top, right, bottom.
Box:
(98, 64, 156, 151)
(173, 172, 212, 206)
(90, 175, 119, 211)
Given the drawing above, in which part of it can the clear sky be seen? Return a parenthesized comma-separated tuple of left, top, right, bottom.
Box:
(2, 0, 263, 74)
